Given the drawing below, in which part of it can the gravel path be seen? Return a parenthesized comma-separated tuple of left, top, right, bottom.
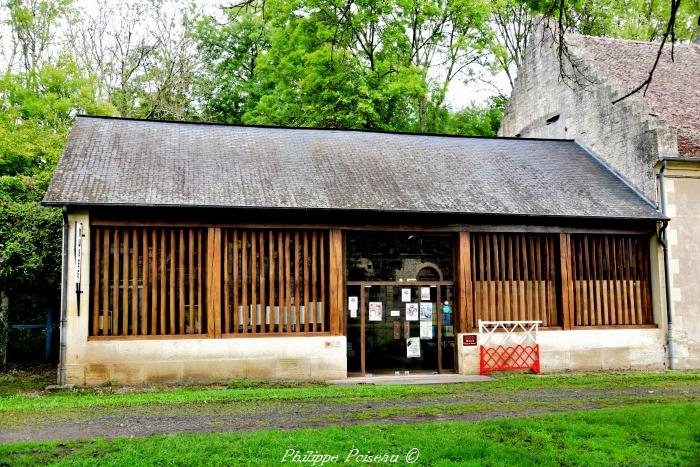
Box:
(1, 386, 698, 443)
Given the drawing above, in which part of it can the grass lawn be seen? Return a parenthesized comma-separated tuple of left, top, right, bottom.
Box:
(0, 402, 698, 466)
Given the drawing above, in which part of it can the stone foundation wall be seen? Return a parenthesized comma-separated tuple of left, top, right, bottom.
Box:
(457, 329, 666, 374)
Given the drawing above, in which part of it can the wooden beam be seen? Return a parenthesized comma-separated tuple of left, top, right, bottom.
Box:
(456, 232, 472, 333)
(559, 233, 574, 330)
(328, 229, 344, 336)
(206, 227, 222, 337)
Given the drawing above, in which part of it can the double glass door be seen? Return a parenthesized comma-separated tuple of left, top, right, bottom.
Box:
(346, 283, 455, 376)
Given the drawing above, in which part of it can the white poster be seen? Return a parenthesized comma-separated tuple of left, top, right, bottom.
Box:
(348, 296, 358, 311)
(368, 302, 383, 321)
(419, 303, 433, 321)
(401, 288, 411, 302)
(420, 322, 433, 339)
(420, 287, 431, 301)
(406, 337, 421, 358)
(390, 309, 400, 317)
(405, 303, 419, 321)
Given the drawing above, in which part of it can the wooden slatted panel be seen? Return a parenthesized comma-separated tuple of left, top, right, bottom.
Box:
(470, 233, 559, 327)
(90, 226, 207, 337)
(569, 234, 652, 326)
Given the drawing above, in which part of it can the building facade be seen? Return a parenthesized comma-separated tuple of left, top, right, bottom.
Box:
(44, 116, 667, 384)
(499, 33, 700, 369)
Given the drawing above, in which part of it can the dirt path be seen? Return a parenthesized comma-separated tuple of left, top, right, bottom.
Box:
(1, 386, 698, 443)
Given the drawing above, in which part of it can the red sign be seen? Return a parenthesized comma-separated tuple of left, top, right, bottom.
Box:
(462, 334, 477, 346)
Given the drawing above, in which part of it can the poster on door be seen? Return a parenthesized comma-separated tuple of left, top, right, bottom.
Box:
(406, 337, 421, 357)
(419, 321, 433, 339)
(348, 296, 358, 318)
(419, 302, 433, 321)
(368, 302, 383, 321)
(405, 303, 418, 321)
(420, 287, 431, 301)
(401, 288, 411, 302)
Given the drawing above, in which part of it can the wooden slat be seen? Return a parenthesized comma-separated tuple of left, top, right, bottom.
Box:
(268, 231, 274, 332)
(303, 231, 309, 332)
(131, 229, 138, 335)
(294, 232, 300, 332)
(583, 235, 592, 326)
(521, 235, 529, 321)
(251, 230, 258, 334)
(233, 230, 239, 333)
(493, 234, 501, 321)
(642, 238, 652, 323)
(634, 238, 643, 324)
(122, 229, 129, 335)
(112, 229, 120, 336)
(476, 235, 483, 324)
(206, 228, 222, 337)
(604, 236, 614, 325)
(543, 236, 550, 326)
(178, 230, 185, 334)
(92, 228, 101, 336)
(529, 235, 538, 322)
(102, 229, 110, 335)
(197, 230, 203, 333)
(142, 229, 149, 335)
(151, 229, 157, 334)
(611, 236, 621, 325)
(188, 230, 195, 334)
(484, 234, 492, 320)
(160, 230, 166, 334)
(277, 231, 284, 332)
(559, 234, 573, 330)
(311, 231, 318, 332)
(625, 238, 636, 324)
(223, 230, 230, 333)
(259, 232, 266, 333)
(285, 231, 292, 333)
(507, 234, 515, 323)
(242, 230, 248, 333)
(590, 236, 600, 325)
(514, 234, 522, 321)
(535, 237, 549, 326)
(320, 232, 326, 332)
(618, 237, 629, 324)
(169, 230, 175, 334)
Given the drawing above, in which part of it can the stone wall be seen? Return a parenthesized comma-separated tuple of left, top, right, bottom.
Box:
(662, 162, 700, 369)
(498, 32, 678, 202)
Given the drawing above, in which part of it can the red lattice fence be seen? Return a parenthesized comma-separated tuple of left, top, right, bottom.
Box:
(478, 321, 541, 375)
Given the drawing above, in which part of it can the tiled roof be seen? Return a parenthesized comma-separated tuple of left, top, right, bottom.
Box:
(42, 116, 662, 220)
(579, 36, 700, 156)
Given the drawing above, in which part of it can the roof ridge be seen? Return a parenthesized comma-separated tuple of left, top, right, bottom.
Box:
(75, 114, 577, 144)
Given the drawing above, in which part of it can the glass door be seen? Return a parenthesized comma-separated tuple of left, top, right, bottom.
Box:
(346, 283, 455, 376)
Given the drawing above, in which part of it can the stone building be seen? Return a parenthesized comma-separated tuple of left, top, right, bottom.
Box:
(43, 116, 668, 384)
(499, 33, 700, 369)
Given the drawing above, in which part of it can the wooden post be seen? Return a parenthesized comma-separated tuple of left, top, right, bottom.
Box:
(456, 232, 473, 333)
(207, 227, 222, 337)
(328, 229, 344, 336)
(559, 233, 575, 330)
